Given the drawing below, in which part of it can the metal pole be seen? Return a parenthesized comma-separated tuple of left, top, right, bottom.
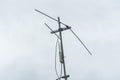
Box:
(58, 17, 67, 80)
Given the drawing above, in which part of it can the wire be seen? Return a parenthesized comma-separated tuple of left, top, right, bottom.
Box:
(70, 29, 92, 55)
(60, 63, 62, 78)
(55, 39, 63, 80)
(55, 39, 60, 78)
(59, 43, 63, 79)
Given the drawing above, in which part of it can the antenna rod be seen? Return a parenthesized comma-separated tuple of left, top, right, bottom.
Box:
(44, 23, 60, 39)
(70, 29, 92, 55)
(35, 9, 70, 27)
(58, 17, 68, 80)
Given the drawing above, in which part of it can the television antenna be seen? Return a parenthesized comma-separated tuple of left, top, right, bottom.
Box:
(35, 9, 92, 80)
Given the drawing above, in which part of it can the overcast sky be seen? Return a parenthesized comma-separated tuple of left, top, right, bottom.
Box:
(0, 0, 120, 80)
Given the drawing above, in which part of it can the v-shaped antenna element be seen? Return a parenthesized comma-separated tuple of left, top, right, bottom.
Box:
(35, 9, 92, 56)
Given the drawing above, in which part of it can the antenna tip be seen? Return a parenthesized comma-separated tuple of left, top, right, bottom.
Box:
(34, 9, 38, 11)
(90, 53, 93, 56)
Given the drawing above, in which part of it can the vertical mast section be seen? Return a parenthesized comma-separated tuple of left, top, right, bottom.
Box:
(58, 17, 68, 80)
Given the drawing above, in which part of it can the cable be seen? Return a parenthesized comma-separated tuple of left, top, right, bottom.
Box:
(59, 44, 63, 79)
(70, 29, 92, 55)
(60, 63, 63, 79)
(55, 39, 60, 78)
(55, 39, 63, 80)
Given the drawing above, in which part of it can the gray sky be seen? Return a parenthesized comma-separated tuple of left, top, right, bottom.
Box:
(0, 0, 120, 80)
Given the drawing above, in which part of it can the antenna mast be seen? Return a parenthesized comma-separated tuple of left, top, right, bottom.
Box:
(47, 17, 70, 80)
(35, 9, 92, 80)
(57, 17, 69, 80)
